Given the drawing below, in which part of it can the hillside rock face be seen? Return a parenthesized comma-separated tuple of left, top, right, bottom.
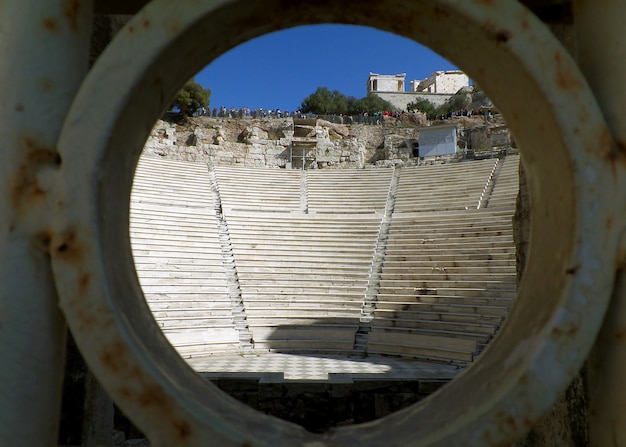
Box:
(143, 115, 506, 169)
(142, 116, 436, 168)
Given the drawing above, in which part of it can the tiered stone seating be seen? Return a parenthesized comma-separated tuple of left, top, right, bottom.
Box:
(394, 158, 498, 212)
(486, 155, 520, 210)
(130, 156, 518, 364)
(306, 168, 394, 213)
(130, 156, 241, 357)
(213, 165, 302, 212)
(368, 158, 517, 364)
(223, 211, 381, 353)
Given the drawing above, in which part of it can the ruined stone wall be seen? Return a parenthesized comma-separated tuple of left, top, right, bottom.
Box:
(143, 117, 428, 168)
(373, 91, 453, 111)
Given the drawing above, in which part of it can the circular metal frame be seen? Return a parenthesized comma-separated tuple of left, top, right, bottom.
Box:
(52, 1, 619, 445)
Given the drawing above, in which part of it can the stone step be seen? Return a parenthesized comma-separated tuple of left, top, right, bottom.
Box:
(377, 293, 515, 306)
(382, 269, 515, 279)
(367, 331, 477, 362)
(372, 308, 504, 325)
(378, 286, 515, 298)
(372, 318, 497, 335)
(374, 301, 510, 316)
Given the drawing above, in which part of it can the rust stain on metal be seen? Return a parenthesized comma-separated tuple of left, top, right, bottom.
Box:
(35, 230, 53, 253)
(76, 307, 97, 330)
(136, 383, 170, 408)
(14, 103, 24, 112)
(109, 360, 194, 442)
(597, 129, 626, 175)
(63, 0, 81, 32)
(553, 52, 584, 91)
(494, 29, 512, 43)
(142, 18, 151, 28)
(78, 272, 91, 295)
(11, 165, 44, 204)
(54, 229, 83, 263)
(171, 418, 193, 441)
(25, 143, 62, 167)
(99, 339, 131, 375)
(521, 19, 529, 30)
(551, 321, 580, 339)
(615, 328, 626, 341)
(11, 136, 61, 212)
(42, 17, 59, 33)
(10, 137, 60, 208)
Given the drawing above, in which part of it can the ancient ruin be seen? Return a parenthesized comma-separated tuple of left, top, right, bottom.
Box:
(144, 114, 511, 169)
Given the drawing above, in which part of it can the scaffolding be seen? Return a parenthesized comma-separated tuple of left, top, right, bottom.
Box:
(289, 118, 318, 169)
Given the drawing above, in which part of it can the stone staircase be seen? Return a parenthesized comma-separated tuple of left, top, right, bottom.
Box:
(208, 167, 254, 353)
(355, 167, 400, 352)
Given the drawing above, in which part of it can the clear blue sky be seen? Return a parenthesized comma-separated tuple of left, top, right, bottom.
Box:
(195, 24, 458, 112)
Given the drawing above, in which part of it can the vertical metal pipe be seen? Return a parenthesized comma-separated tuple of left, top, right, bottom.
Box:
(576, 0, 626, 144)
(0, 2, 92, 445)
(588, 271, 626, 447)
(576, 1, 626, 446)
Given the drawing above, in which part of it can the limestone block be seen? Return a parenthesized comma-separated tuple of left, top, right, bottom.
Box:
(246, 153, 265, 161)
(247, 145, 266, 155)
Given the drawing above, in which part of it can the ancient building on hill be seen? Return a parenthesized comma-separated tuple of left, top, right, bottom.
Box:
(366, 72, 407, 93)
(367, 70, 470, 110)
(409, 70, 470, 94)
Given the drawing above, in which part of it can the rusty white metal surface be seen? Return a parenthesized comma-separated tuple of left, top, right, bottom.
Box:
(0, 2, 92, 446)
(576, 1, 626, 446)
(46, 1, 625, 446)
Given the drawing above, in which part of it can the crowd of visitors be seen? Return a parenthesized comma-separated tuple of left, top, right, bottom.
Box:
(194, 106, 302, 119)
(191, 106, 494, 124)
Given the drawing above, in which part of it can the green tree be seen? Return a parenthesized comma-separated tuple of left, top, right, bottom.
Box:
(300, 87, 348, 115)
(441, 89, 471, 115)
(351, 93, 396, 115)
(406, 98, 437, 120)
(169, 78, 211, 116)
(301, 88, 396, 115)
